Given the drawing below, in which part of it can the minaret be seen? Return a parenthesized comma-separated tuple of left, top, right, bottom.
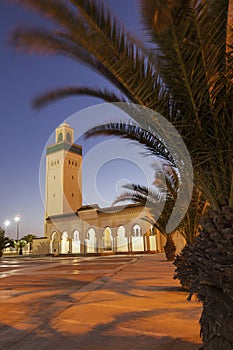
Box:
(45, 122, 82, 218)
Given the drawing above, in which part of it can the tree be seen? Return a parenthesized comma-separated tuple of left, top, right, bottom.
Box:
(8, 1, 233, 348)
(114, 182, 177, 261)
(22, 234, 37, 252)
(0, 227, 14, 257)
(86, 122, 208, 259)
(86, 121, 180, 261)
(114, 174, 208, 261)
(173, 188, 209, 291)
(13, 239, 27, 255)
(15, 239, 27, 255)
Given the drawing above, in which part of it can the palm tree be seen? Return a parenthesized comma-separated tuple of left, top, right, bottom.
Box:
(86, 122, 207, 257)
(112, 169, 207, 261)
(113, 182, 178, 261)
(15, 239, 27, 255)
(0, 227, 14, 257)
(174, 188, 209, 290)
(8, 1, 233, 348)
(86, 122, 183, 261)
(22, 234, 37, 252)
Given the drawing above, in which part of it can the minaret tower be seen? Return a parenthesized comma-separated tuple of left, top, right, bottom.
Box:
(45, 122, 82, 218)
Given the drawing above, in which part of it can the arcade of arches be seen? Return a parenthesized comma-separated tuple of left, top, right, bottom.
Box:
(43, 204, 185, 255)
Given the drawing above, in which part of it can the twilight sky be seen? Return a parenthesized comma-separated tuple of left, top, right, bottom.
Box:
(0, 0, 157, 239)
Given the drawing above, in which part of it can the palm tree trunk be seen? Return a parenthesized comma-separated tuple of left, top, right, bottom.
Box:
(163, 234, 176, 261)
(174, 243, 198, 291)
(177, 204, 233, 349)
(229, 172, 233, 209)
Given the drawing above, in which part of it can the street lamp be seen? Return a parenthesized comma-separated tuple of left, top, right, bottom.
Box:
(4, 220, 10, 235)
(14, 215, 20, 242)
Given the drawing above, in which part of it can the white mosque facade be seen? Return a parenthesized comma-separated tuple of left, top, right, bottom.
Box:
(32, 122, 185, 255)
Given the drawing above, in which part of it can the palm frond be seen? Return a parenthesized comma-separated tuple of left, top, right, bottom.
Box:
(139, 0, 231, 124)
(113, 183, 169, 232)
(153, 165, 179, 201)
(8, 0, 167, 111)
(178, 186, 209, 244)
(33, 87, 126, 108)
(7, 0, 78, 29)
(113, 179, 180, 235)
(85, 121, 176, 165)
(139, 0, 233, 207)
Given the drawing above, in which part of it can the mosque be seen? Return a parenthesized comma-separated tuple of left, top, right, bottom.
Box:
(33, 122, 185, 255)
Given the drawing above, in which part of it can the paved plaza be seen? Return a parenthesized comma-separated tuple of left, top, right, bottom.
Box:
(0, 254, 202, 349)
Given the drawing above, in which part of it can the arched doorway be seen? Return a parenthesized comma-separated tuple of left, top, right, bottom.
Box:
(103, 227, 113, 251)
(61, 231, 69, 254)
(116, 226, 128, 252)
(85, 228, 96, 253)
(131, 224, 144, 252)
(149, 225, 157, 251)
(51, 231, 60, 254)
(72, 230, 80, 253)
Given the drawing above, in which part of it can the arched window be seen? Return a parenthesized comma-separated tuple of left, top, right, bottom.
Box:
(66, 132, 71, 142)
(58, 132, 63, 142)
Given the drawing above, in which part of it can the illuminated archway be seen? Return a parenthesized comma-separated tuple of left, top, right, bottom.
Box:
(51, 231, 60, 254)
(72, 229, 80, 253)
(103, 227, 113, 251)
(131, 224, 144, 252)
(149, 225, 157, 251)
(116, 225, 128, 252)
(61, 231, 69, 254)
(85, 228, 96, 253)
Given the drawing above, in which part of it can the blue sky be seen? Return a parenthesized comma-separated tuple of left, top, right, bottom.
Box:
(0, 0, 157, 238)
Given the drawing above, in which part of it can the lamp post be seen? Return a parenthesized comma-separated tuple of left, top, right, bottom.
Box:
(14, 215, 20, 250)
(4, 220, 10, 236)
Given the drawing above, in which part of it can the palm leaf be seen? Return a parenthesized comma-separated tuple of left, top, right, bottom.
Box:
(139, 0, 233, 207)
(33, 87, 126, 108)
(179, 187, 209, 244)
(85, 122, 176, 165)
(9, 0, 167, 111)
(113, 183, 169, 233)
(113, 163, 181, 233)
